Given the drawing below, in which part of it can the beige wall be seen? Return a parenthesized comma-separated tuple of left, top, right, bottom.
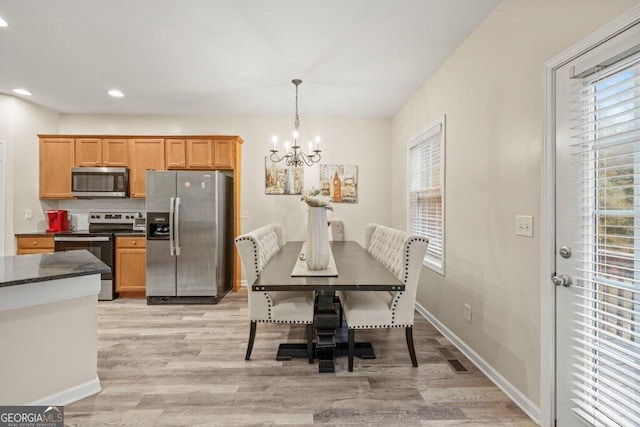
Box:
(390, 0, 639, 408)
(0, 94, 59, 254)
(59, 114, 391, 244)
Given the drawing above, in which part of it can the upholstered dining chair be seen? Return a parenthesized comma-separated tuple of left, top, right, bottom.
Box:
(235, 223, 315, 362)
(337, 224, 428, 372)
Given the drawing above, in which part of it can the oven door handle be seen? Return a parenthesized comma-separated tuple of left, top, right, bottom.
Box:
(54, 236, 111, 242)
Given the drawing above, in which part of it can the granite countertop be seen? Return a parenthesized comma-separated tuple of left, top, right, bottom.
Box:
(0, 250, 111, 288)
(15, 231, 55, 236)
(16, 231, 146, 236)
(114, 231, 146, 236)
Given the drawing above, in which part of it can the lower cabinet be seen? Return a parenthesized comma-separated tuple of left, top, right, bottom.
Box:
(16, 235, 55, 255)
(116, 236, 146, 297)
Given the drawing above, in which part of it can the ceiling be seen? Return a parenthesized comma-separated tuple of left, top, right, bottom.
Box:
(0, 0, 500, 117)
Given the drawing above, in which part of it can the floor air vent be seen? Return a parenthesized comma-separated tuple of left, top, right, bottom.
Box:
(437, 347, 469, 373)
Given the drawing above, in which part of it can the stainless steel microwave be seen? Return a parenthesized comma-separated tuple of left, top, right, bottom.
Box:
(71, 167, 129, 198)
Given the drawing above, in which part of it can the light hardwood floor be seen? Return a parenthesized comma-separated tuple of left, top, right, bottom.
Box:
(65, 288, 536, 426)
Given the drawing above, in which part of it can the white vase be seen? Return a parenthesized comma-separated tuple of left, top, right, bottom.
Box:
(306, 206, 330, 270)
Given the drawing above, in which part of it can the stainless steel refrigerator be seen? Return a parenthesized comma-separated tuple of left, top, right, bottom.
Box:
(145, 170, 233, 304)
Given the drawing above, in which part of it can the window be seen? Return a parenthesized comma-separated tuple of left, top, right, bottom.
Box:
(407, 116, 445, 274)
(570, 53, 640, 426)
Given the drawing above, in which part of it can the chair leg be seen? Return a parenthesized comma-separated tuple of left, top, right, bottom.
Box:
(245, 321, 257, 360)
(348, 328, 355, 372)
(405, 326, 418, 367)
(306, 323, 314, 364)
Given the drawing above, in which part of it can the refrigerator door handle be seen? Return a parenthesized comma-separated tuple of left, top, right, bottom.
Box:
(169, 196, 176, 256)
(175, 197, 181, 256)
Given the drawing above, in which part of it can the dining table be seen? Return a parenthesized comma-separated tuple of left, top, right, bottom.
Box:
(253, 240, 405, 373)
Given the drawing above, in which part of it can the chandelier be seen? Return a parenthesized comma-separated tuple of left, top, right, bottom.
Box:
(269, 79, 322, 167)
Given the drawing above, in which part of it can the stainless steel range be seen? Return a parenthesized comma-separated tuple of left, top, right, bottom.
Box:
(54, 211, 144, 300)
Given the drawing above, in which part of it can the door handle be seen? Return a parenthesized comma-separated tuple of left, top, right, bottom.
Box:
(54, 236, 110, 242)
(552, 274, 573, 287)
(174, 197, 181, 256)
(169, 197, 175, 256)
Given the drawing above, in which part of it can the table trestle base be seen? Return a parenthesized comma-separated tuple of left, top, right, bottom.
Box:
(276, 342, 376, 364)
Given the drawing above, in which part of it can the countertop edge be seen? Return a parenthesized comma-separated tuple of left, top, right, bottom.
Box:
(0, 250, 111, 289)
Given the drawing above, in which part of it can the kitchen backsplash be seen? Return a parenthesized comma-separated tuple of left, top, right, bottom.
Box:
(59, 199, 145, 231)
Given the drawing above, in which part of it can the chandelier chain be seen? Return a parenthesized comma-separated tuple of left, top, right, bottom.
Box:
(294, 83, 300, 131)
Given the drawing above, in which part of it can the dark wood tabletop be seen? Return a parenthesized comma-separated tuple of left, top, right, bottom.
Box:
(253, 241, 404, 292)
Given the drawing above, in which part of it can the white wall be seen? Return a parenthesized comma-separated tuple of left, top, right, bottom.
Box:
(0, 94, 59, 253)
(58, 115, 391, 244)
(390, 0, 638, 409)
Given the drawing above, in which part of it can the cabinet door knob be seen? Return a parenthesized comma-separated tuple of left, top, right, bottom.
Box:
(132, 241, 137, 245)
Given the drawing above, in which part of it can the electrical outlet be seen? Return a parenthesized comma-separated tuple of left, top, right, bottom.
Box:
(25, 209, 32, 219)
(515, 215, 534, 237)
(464, 304, 472, 322)
(240, 210, 249, 219)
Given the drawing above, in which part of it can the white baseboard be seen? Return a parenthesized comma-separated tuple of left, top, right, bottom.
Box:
(28, 377, 101, 406)
(415, 302, 541, 425)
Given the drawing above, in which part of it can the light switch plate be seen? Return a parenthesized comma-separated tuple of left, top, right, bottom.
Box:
(515, 215, 534, 237)
(240, 210, 248, 219)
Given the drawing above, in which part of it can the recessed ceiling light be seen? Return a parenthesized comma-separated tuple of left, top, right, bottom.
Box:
(0, 16, 8, 27)
(13, 88, 32, 96)
(107, 89, 124, 98)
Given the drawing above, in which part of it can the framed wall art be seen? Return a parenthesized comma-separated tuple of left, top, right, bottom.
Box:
(265, 157, 304, 195)
(320, 164, 358, 203)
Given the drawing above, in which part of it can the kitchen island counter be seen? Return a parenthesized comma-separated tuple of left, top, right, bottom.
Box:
(0, 250, 106, 406)
(0, 249, 110, 288)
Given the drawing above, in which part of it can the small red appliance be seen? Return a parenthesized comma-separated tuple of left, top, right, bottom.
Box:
(46, 210, 70, 232)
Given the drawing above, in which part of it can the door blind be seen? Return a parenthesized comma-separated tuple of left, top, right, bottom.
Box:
(408, 120, 444, 272)
(570, 53, 640, 426)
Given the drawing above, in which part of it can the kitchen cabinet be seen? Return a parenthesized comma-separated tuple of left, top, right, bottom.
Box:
(129, 138, 165, 198)
(38, 133, 243, 291)
(165, 139, 187, 169)
(16, 235, 54, 255)
(39, 138, 76, 199)
(76, 138, 128, 167)
(166, 139, 214, 170)
(116, 236, 146, 296)
(213, 138, 235, 169)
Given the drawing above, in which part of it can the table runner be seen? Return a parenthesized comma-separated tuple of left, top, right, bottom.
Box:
(291, 242, 338, 277)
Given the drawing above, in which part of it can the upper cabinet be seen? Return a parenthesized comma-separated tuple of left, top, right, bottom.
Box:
(166, 139, 214, 170)
(102, 139, 129, 167)
(188, 139, 214, 169)
(76, 138, 128, 167)
(213, 138, 235, 169)
(165, 139, 187, 169)
(38, 134, 242, 199)
(39, 138, 76, 199)
(129, 138, 166, 198)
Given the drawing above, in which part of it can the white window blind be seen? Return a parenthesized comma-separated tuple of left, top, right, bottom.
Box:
(570, 53, 640, 426)
(408, 118, 444, 274)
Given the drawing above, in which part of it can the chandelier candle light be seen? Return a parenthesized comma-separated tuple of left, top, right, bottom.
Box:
(269, 79, 322, 167)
